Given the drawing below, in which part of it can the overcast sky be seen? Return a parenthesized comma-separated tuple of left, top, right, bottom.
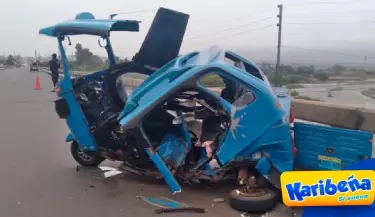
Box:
(1, 0, 375, 63)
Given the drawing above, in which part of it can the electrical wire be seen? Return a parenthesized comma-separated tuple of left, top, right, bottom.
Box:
(185, 17, 274, 41)
(112, 9, 157, 15)
(285, 9, 375, 16)
(185, 6, 276, 36)
(185, 25, 274, 45)
(284, 21, 375, 25)
(286, 0, 368, 7)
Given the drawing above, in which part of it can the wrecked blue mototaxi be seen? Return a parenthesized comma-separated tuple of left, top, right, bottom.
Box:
(40, 7, 373, 213)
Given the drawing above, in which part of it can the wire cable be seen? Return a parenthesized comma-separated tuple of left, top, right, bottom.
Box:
(186, 17, 274, 41)
(284, 21, 375, 25)
(286, 0, 368, 7)
(186, 7, 275, 35)
(285, 9, 375, 16)
(186, 25, 274, 45)
(112, 9, 157, 15)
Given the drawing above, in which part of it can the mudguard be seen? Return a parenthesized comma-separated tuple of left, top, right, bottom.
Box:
(66, 133, 74, 142)
(294, 122, 373, 170)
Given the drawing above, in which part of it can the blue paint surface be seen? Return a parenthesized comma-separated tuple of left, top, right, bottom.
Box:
(39, 12, 139, 37)
(157, 132, 189, 169)
(66, 133, 74, 142)
(294, 122, 373, 170)
(57, 38, 97, 151)
(145, 148, 182, 194)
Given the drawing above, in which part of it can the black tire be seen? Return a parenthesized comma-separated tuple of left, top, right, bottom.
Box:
(70, 141, 105, 167)
(228, 188, 278, 213)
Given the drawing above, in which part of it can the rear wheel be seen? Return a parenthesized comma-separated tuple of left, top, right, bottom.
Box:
(70, 141, 105, 167)
(228, 188, 278, 213)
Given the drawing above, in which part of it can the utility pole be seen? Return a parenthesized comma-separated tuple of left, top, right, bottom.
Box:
(276, 4, 283, 87)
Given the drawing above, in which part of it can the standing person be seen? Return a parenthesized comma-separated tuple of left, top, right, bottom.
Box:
(49, 53, 60, 92)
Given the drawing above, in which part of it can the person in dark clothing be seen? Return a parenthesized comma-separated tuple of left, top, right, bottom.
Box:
(49, 53, 60, 92)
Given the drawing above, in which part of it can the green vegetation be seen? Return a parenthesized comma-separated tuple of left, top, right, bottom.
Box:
(329, 87, 343, 92)
(3, 54, 24, 66)
(286, 83, 304, 89)
(259, 63, 332, 85)
(290, 90, 299, 97)
(37, 44, 374, 89)
(40, 43, 130, 73)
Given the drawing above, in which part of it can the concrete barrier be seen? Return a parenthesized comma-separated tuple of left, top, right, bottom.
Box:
(292, 99, 375, 132)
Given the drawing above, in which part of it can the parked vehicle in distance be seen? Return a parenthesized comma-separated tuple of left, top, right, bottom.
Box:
(30, 62, 39, 72)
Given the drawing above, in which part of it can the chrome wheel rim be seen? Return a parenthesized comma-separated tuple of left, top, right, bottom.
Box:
(77, 148, 93, 162)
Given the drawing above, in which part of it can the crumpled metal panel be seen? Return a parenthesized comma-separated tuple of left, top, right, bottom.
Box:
(294, 122, 373, 170)
(157, 133, 189, 169)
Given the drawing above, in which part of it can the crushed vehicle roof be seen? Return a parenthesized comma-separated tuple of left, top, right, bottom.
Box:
(128, 46, 225, 100)
(39, 12, 140, 37)
(128, 46, 261, 102)
(118, 46, 272, 125)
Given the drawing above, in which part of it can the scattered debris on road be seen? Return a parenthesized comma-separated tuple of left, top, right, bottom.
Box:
(98, 166, 123, 178)
(212, 197, 225, 203)
(136, 195, 205, 214)
(136, 196, 184, 208)
(155, 207, 207, 214)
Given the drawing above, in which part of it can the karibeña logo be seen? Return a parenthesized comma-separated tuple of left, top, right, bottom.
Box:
(285, 175, 371, 202)
(280, 170, 375, 207)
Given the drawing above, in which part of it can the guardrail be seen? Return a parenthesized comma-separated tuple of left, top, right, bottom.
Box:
(41, 69, 375, 132)
(41, 67, 83, 79)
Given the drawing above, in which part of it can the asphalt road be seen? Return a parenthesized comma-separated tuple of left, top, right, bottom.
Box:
(294, 83, 375, 110)
(0, 68, 301, 217)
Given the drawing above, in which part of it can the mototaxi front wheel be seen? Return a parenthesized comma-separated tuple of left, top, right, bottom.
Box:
(70, 141, 105, 167)
(228, 188, 278, 213)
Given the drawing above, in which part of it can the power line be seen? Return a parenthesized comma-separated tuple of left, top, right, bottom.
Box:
(185, 17, 274, 41)
(112, 9, 157, 15)
(185, 7, 276, 36)
(186, 25, 274, 45)
(287, 0, 368, 6)
(241, 46, 277, 53)
(109, 9, 157, 19)
(285, 9, 375, 16)
(284, 21, 375, 25)
(282, 45, 375, 59)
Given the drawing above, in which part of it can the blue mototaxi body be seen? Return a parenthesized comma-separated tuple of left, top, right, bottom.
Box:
(39, 12, 139, 37)
(118, 47, 294, 192)
(40, 13, 140, 152)
(39, 11, 374, 195)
